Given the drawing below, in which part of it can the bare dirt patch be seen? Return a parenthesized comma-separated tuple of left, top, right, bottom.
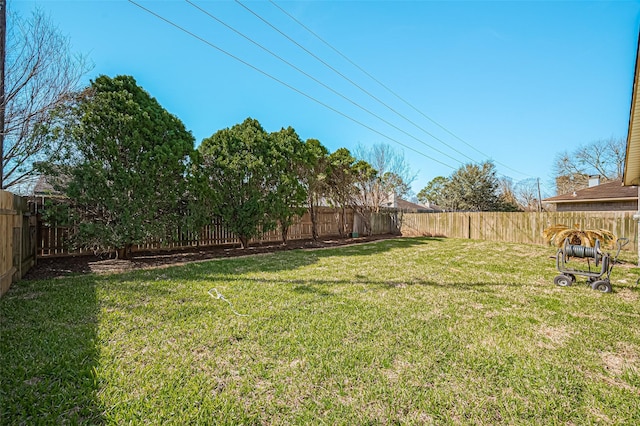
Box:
(24, 234, 400, 280)
(601, 343, 639, 375)
(537, 325, 572, 349)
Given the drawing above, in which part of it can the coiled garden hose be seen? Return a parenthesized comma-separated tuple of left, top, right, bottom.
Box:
(563, 239, 601, 267)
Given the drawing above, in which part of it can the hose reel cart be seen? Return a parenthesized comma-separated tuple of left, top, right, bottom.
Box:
(554, 238, 628, 293)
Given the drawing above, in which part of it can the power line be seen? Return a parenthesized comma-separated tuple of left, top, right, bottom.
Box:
(126, 0, 457, 170)
(185, 0, 465, 166)
(235, 0, 479, 166)
(268, 0, 537, 180)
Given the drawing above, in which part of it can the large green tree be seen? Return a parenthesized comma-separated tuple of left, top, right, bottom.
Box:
(417, 176, 448, 206)
(441, 161, 503, 212)
(326, 148, 357, 237)
(44, 75, 196, 258)
(198, 118, 275, 249)
(268, 127, 309, 245)
(301, 138, 329, 241)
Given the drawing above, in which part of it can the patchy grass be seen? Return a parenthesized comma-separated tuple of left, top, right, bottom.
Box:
(1, 237, 639, 425)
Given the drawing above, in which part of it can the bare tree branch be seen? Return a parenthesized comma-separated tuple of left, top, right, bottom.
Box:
(552, 137, 626, 195)
(353, 143, 417, 210)
(514, 178, 540, 211)
(1, 6, 90, 191)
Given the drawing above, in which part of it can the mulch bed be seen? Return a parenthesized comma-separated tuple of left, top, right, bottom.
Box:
(24, 234, 401, 280)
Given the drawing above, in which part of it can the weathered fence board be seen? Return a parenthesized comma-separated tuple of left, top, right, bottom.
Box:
(1, 190, 36, 296)
(371, 210, 401, 236)
(401, 211, 638, 252)
(35, 207, 366, 257)
(31, 207, 640, 260)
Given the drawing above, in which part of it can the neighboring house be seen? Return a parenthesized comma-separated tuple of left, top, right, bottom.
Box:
(32, 175, 59, 197)
(543, 177, 638, 212)
(27, 175, 66, 213)
(624, 34, 640, 264)
(383, 193, 444, 212)
(397, 199, 444, 213)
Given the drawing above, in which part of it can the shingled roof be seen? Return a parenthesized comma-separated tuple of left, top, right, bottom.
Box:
(543, 180, 638, 204)
(395, 198, 443, 212)
(32, 175, 57, 195)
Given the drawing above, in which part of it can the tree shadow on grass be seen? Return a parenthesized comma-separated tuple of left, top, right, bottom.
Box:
(26, 235, 439, 280)
(0, 276, 105, 424)
(171, 237, 443, 278)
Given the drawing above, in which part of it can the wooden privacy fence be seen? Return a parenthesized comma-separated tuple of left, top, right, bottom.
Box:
(1, 190, 37, 296)
(400, 211, 638, 252)
(29, 207, 640, 260)
(371, 210, 402, 236)
(37, 207, 378, 257)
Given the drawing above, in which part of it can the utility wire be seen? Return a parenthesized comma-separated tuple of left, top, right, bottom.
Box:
(235, 0, 477, 165)
(127, 0, 457, 170)
(268, 0, 537, 180)
(186, 0, 464, 166)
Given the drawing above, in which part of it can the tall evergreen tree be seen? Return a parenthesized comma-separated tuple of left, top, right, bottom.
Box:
(44, 75, 195, 258)
(268, 127, 309, 245)
(326, 148, 357, 236)
(417, 176, 448, 206)
(198, 118, 274, 249)
(442, 161, 502, 212)
(300, 138, 329, 241)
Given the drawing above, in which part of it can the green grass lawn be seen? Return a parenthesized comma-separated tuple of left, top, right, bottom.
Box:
(1, 237, 639, 425)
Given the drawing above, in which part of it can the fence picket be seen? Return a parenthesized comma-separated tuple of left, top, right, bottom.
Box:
(34, 207, 373, 257)
(28, 209, 640, 258)
(401, 211, 638, 253)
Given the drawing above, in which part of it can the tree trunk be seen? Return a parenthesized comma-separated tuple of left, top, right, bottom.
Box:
(239, 235, 249, 249)
(309, 203, 318, 241)
(362, 211, 372, 236)
(117, 243, 133, 259)
(341, 207, 348, 237)
(281, 223, 288, 246)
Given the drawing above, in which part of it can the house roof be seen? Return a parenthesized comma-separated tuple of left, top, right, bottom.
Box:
(624, 34, 640, 186)
(33, 175, 57, 195)
(395, 198, 443, 212)
(543, 180, 638, 204)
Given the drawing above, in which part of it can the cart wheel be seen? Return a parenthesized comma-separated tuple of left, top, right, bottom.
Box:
(566, 274, 576, 283)
(591, 280, 612, 293)
(554, 275, 572, 287)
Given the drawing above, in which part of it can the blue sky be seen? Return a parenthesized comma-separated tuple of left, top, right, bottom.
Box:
(11, 0, 640, 197)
